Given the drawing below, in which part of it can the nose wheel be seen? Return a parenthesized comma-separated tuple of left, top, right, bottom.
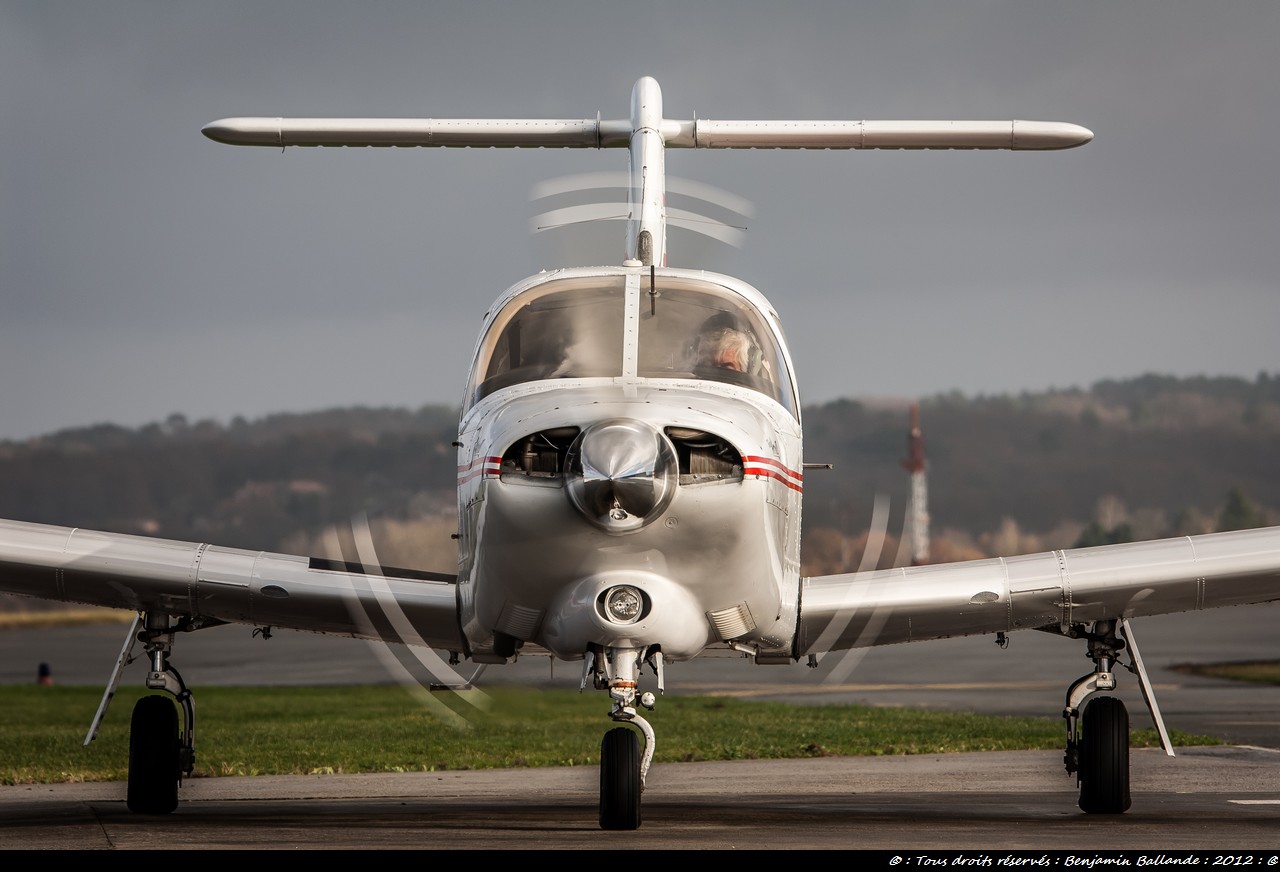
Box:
(599, 726, 642, 830)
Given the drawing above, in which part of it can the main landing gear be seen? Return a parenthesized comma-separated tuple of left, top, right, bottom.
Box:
(85, 611, 219, 814)
(128, 693, 183, 814)
(1054, 618, 1173, 815)
(584, 645, 661, 830)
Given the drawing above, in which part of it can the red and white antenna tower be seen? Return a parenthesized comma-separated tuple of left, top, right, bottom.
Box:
(901, 403, 930, 566)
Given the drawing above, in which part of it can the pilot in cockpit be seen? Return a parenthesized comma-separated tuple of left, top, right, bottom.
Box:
(691, 313, 764, 377)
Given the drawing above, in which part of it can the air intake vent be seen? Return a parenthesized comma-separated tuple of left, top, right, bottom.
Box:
(496, 602, 544, 639)
(707, 602, 756, 641)
(665, 427, 743, 483)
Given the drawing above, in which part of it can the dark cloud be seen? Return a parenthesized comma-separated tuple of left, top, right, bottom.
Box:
(2, 2, 1277, 438)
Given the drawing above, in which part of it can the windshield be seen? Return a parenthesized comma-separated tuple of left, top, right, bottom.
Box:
(470, 278, 626, 404)
(637, 281, 795, 414)
(468, 274, 795, 416)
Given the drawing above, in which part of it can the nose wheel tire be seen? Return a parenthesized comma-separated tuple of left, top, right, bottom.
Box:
(1077, 696, 1131, 814)
(127, 695, 181, 814)
(599, 726, 642, 830)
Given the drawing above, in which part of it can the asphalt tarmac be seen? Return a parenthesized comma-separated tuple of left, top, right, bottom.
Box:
(1, 602, 1278, 850)
(1, 748, 1278, 850)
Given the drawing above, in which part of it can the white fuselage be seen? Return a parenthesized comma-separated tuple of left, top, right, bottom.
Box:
(454, 265, 803, 663)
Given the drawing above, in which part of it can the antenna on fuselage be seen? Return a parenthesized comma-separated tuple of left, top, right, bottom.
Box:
(203, 77, 1093, 267)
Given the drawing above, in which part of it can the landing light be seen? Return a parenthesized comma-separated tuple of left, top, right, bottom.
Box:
(603, 586, 645, 624)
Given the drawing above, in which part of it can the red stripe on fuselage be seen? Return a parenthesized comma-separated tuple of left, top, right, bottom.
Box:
(457, 456, 503, 484)
(741, 455, 803, 492)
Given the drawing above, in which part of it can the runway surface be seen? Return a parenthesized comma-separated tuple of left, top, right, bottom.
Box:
(1, 748, 1278, 850)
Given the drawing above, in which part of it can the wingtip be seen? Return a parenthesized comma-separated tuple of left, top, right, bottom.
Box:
(1072, 124, 1096, 147)
(201, 119, 242, 144)
(201, 118, 281, 146)
(1013, 120, 1095, 150)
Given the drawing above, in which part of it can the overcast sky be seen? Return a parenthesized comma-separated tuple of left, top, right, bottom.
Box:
(2, 2, 1277, 440)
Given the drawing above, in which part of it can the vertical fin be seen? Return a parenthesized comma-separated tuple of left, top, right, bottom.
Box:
(626, 77, 667, 266)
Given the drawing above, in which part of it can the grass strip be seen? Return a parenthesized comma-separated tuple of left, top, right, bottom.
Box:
(0, 684, 1219, 786)
(1170, 661, 1280, 686)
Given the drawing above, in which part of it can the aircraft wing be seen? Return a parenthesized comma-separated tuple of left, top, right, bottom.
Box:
(5, 516, 1279, 661)
(0, 518, 463, 650)
(796, 526, 1280, 655)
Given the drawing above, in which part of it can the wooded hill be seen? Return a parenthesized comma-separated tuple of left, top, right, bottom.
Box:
(1, 373, 1275, 577)
(800, 373, 1279, 571)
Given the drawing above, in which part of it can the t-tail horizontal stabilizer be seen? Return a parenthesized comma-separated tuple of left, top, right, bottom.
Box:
(203, 77, 1092, 267)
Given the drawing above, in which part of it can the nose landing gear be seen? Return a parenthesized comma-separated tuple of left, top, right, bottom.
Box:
(586, 645, 660, 830)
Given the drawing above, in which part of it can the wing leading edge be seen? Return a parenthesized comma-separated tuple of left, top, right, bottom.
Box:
(798, 526, 1280, 655)
(0, 518, 463, 650)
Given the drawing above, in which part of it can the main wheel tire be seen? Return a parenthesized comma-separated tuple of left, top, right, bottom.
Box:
(599, 726, 642, 830)
(127, 695, 181, 814)
(1078, 696, 1131, 814)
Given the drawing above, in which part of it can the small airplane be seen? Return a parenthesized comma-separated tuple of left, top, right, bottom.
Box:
(2, 77, 1278, 831)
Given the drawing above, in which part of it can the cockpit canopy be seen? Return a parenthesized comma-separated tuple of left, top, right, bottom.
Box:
(467, 274, 796, 415)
